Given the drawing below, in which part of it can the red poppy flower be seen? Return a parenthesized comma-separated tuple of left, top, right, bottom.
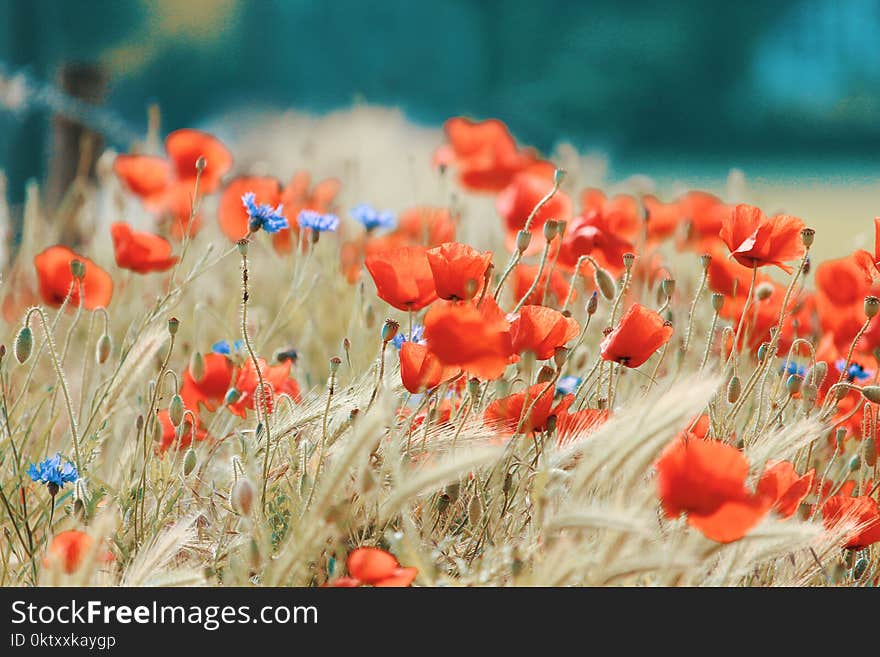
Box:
(757, 461, 814, 519)
(44, 530, 113, 574)
(365, 245, 438, 311)
(600, 303, 673, 368)
(180, 353, 235, 414)
(496, 172, 572, 249)
(720, 204, 805, 272)
(34, 245, 113, 310)
(396, 206, 457, 247)
(227, 358, 301, 418)
(423, 297, 513, 380)
(655, 435, 772, 543)
(557, 213, 634, 275)
(426, 242, 493, 301)
(579, 189, 642, 241)
(852, 217, 880, 280)
(706, 244, 770, 320)
(676, 191, 730, 250)
(399, 342, 462, 394)
(822, 494, 880, 550)
(332, 547, 417, 587)
(643, 194, 681, 243)
(509, 305, 580, 360)
(156, 409, 207, 453)
(435, 117, 554, 192)
(555, 407, 608, 445)
(110, 222, 178, 274)
(218, 176, 283, 241)
(513, 263, 575, 307)
(815, 254, 875, 351)
(484, 383, 571, 434)
(114, 129, 232, 238)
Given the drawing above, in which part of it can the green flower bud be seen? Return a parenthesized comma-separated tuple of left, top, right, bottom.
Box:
(69, 259, 85, 280)
(169, 394, 184, 427)
(189, 351, 205, 382)
(183, 447, 197, 476)
(865, 296, 880, 319)
(231, 478, 255, 515)
(594, 268, 616, 300)
(711, 292, 724, 313)
(14, 325, 32, 364)
(861, 385, 880, 404)
(727, 375, 741, 404)
(167, 316, 180, 336)
(96, 333, 112, 365)
(786, 374, 803, 396)
(800, 227, 815, 248)
(516, 229, 532, 254)
(381, 318, 400, 343)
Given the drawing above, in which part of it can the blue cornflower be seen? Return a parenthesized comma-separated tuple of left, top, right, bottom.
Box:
(392, 325, 425, 350)
(836, 359, 872, 382)
(211, 339, 245, 355)
(242, 192, 288, 234)
(350, 204, 396, 232)
(28, 453, 78, 493)
(556, 375, 582, 396)
(297, 209, 340, 233)
(780, 361, 806, 378)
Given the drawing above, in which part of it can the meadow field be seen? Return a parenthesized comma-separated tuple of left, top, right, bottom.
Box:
(0, 108, 878, 587)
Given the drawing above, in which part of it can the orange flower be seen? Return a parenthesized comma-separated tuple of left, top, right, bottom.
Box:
(676, 191, 730, 250)
(396, 206, 457, 247)
(720, 204, 805, 271)
(509, 305, 580, 360)
(44, 530, 113, 574)
(513, 263, 575, 307)
(426, 242, 493, 301)
(435, 117, 554, 192)
(852, 217, 880, 280)
(110, 222, 178, 274)
(757, 461, 814, 519)
(227, 358, 301, 418)
(365, 245, 438, 311)
(496, 172, 573, 247)
(815, 254, 875, 352)
(114, 129, 232, 238)
(600, 303, 673, 368)
(484, 383, 570, 434)
(180, 353, 235, 414)
(34, 245, 113, 310)
(399, 342, 462, 394)
(706, 243, 770, 320)
(579, 189, 642, 241)
(822, 494, 880, 550)
(655, 436, 772, 543)
(423, 297, 513, 380)
(156, 409, 207, 453)
(332, 547, 417, 587)
(558, 212, 634, 274)
(643, 194, 681, 243)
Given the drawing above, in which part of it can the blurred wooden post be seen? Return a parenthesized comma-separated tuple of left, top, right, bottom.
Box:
(46, 62, 107, 245)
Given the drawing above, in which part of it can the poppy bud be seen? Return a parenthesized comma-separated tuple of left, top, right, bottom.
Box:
(195, 155, 207, 172)
(381, 319, 399, 343)
(189, 351, 205, 382)
(468, 494, 482, 525)
(862, 385, 880, 404)
(231, 478, 255, 515)
(801, 383, 818, 405)
(594, 268, 616, 301)
(700, 253, 712, 270)
(711, 293, 724, 313)
(151, 416, 163, 444)
(835, 427, 846, 449)
(136, 414, 144, 432)
(786, 374, 803, 396)
(587, 290, 598, 315)
(542, 220, 559, 242)
(852, 557, 869, 580)
(169, 394, 184, 426)
(536, 365, 555, 384)
(14, 326, 32, 364)
(661, 278, 675, 299)
(727, 375, 741, 404)
(516, 230, 531, 254)
(757, 342, 769, 363)
(863, 437, 877, 467)
(809, 361, 827, 387)
(69, 258, 85, 280)
(553, 346, 569, 369)
(467, 377, 480, 399)
(622, 252, 635, 273)
(180, 448, 196, 478)
(556, 220, 567, 238)
(800, 227, 815, 248)
(848, 454, 861, 471)
(95, 333, 111, 365)
(167, 317, 180, 336)
(755, 282, 774, 301)
(224, 387, 242, 405)
(236, 238, 249, 256)
(865, 296, 880, 319)
(553, 168, 566, 186)
(545, 414, 557, 434)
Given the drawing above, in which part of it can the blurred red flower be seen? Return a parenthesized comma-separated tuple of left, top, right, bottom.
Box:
(365, 245, 438, 311)
(399, 342, 462, 394)
(34, 245, 113, 310)
(110, 222, 178, 274)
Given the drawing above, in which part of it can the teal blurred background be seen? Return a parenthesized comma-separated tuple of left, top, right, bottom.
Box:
(2, 0, 880, 203)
